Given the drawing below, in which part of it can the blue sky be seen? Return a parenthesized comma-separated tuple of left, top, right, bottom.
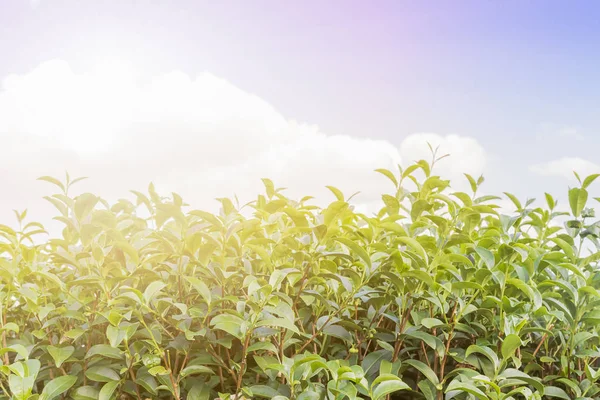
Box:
(1, 0, 599, 222)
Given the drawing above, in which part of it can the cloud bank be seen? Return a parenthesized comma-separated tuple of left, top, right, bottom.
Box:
(0, 60, 486, 225)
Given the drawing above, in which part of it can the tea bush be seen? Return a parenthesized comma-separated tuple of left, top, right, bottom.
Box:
(2, 158, 600, 400)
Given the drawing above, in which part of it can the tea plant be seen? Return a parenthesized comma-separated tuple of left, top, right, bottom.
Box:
(1, 159, 600, 400)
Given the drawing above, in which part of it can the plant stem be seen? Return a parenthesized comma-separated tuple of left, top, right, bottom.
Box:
(437, 302, 458, 399)
(234, 334, 252, 400)
(392, 301, 414, 362)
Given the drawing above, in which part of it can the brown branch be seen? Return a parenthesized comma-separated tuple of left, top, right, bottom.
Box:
(163, 350, 180, 400)
(392, 302, 414, 362)
(533, 332, 549, 357)
(234, 334, 252, 400)
(438, 301, 459, 396)
(128, 364, 143, 400)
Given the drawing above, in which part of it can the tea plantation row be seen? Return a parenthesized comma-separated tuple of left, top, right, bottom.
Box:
(1, 160, 599, 399)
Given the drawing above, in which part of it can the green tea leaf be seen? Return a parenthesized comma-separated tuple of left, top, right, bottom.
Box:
(569, 187, 588, 217)
(85, 366, 120, 382)
(372, 376, 410, 400)
(501, 334, 522, 359)
(39, 376, 77, 400)
(85, 344, 124, 360)
(335, 237, 371, 268)
(47, 345, 74, 368)
(404, 359, 439, 385)
(98, 381, 120, 400)
(184, 276, 212, 304)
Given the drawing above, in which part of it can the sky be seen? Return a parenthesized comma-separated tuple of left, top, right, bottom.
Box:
(1, 0, 600, 226)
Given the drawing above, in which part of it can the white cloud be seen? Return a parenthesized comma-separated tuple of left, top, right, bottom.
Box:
(0, 60, 487, 227)
(530, 157, 600, 181)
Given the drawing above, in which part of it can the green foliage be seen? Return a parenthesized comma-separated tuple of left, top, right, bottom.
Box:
(1, 162, 600, 399)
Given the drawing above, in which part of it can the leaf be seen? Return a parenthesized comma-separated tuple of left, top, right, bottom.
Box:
(421, 318, 444, 329)
(583, 173, 600, 189)
(335, 237, 371, 268)
(375, 168, 398, 187)
(180, 365, 215, 378)
(403, 270, 434, 287)
(0, 344, 30, 360)
(261, 178, 275, 198)
(85, 344, 124, 360)
(210, 314, 245, 339)
(418, 380, 437, 400)
(504, 192, 522, 210)
(148, 366, 169, 376)
(107, 310, 123, 327)
(37, 176, 65, 192)
(404, 331, 444, 356)
(464, 173, 478, 193)
(297, 392, 322, 400)
(106, 325, 127, 348)
(98, 381, 120, 400)
(189, 210, 223, 228)
(569, 187, 588, 217)
(47, 345, 74, 368)
(143, 281, 167, 304)
(404, 359, 439, 385)
(362, 350, 391, 376)
(466, 345, 500, 370)
(382, 195, 400, 214)
(545, 192, 555, 209)
(397, 236, 429, 264)
(187, 384, 211, 400)
(501, 334, 522, 359)
(543, 386, 570, 399)
(85, 366, 120, 382)
(114, 241, 139, 265)
(498, 368, 544, 394)
(69, 176, 88, 186)
(573, 331, 596, 348)
(283, 207, 309, 227)
(2, 322, 19, 334)
(256, 317, 300, 334)
(372, 376, 410, 400)
(184, 276, 212, 305)
(411, 199, 432, 220)
(322, 325, 352, 341)
(446, 380, 487, 400)
(40, 376, 77, 400)
(326, 186, 345, 201)
(74, 193, 98, 221)
(9, 375, 35, 400)
(247, 341, 278, 353)
(550, 237, 576, 261)
(506, 278, 542, 310)
(474, 246, 495, 268)
(247, 385, 282, 398)
(71, 386, 99, 400)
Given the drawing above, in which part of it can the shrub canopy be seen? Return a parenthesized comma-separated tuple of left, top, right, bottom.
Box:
(1, 159, 600, 400)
